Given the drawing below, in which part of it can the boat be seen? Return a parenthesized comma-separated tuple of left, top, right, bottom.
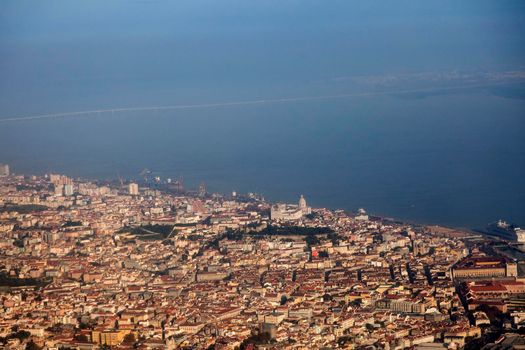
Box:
(483, 220, 521, 241)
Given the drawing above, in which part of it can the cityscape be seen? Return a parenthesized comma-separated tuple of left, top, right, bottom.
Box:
(1, 165, 525, 349)
(1, 1, 525, 349)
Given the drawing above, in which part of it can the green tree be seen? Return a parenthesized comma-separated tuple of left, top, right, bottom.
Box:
(305, 235, 320, 246)
(14, 330, 31, 341)
(74, 334, 88, 342)
(26, 341, 42, 350)
(122, 333, 136, 344)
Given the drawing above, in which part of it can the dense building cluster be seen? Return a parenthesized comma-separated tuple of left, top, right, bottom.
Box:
(0, 174, 524, 349)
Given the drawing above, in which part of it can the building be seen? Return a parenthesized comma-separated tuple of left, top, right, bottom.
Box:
(464, 280, 525, 300)
(298, 194, 309, 213)
(196, 271, 229, 282)
(355, 208, 369, 221)
(452, 256, 516, 280)
(263, 311, 286, 325)
(128, 183, 139, 196)
(271, 195, 311, 221)
(0, 164, 9, 176)
(91, 329, 135, 346)
(179, 322, 205, 334)
(50, 174, 73, 185)
(54, 184, 64, 196)
(517, 228, 525, 244)
(64, 184, 74, 196)
(375, 297, 426, 314)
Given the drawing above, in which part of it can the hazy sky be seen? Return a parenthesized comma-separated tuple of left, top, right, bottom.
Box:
(1, 0, 524, 117)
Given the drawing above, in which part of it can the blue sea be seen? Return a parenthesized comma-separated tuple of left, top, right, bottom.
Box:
(1, 1, 524, 229)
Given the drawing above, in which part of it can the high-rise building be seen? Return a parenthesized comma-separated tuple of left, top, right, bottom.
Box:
(0, 164, 9, 176)
(128, 183, 139, 196)
(49, 174, 61, 183)
(64, 184, 74, 196)
(50, 174, 72, 185)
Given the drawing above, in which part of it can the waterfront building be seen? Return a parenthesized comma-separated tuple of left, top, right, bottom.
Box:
(355, 208, 369, 221)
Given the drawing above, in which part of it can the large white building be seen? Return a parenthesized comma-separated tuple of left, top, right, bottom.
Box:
(64, 184, 74, 196)
(271, 195, 311, 221)
(355, 208, 369, 221)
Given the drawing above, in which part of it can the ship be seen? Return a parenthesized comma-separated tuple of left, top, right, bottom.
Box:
(482, 220, 525, 242)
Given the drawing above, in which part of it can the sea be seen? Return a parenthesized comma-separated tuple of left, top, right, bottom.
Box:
(0, 1, 524, 230)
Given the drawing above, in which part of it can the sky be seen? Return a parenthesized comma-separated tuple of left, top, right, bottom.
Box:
(1, 1, 524, 116)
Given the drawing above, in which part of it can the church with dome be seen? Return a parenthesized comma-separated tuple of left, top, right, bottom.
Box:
(270, 195, 312, 221)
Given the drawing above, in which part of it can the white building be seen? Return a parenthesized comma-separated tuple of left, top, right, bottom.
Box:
(355, 208, 369, 221)
(271, 195, 311, 221)
(63, 184, 74, 196)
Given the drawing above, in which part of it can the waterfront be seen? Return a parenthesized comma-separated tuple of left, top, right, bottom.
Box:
(2, 1, 525, 348)
(0, 171, 512, 349)
(0, 0, 525, 228)
(1, 92, 524, 229)
(1, 0, 524, 231)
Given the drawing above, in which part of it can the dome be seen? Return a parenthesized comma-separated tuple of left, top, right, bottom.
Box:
(299, 194, 307, 208)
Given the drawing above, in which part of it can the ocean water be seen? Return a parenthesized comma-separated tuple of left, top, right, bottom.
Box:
(0, 1, 524, 229)
(1, 91, 524, 229)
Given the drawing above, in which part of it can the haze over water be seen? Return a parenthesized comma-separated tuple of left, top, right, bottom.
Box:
(1, 1, 524, 229)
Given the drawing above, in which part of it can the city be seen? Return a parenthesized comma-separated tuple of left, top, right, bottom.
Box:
(2, 1, 525, 349)
(1, 165, 524, 349)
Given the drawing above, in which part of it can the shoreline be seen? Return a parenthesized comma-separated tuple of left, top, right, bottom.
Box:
(1, 172, 518, 236)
